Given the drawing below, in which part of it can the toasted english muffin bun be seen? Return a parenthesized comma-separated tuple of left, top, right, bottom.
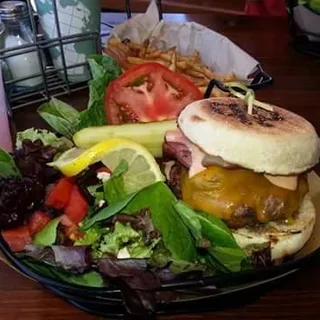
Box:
(178, 97, 320, 175)
(232, 195, 316, 261)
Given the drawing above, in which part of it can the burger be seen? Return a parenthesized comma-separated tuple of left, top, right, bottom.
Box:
(163, 96, 320, 262)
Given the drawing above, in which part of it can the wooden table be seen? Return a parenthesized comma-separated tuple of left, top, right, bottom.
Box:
(1, 12, 320, 320)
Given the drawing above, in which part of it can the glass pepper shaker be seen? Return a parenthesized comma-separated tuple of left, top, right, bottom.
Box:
(0, 1, 44, 92)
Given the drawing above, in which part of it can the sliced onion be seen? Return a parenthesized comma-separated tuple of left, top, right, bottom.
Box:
(224, 82, 274, 114)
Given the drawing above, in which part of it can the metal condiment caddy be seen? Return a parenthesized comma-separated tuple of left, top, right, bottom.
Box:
(0, 0, 101, 109)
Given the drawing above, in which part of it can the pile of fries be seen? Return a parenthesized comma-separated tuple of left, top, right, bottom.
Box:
(103, 38, 237, 96)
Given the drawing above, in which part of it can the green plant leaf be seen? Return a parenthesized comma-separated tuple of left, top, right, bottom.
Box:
(207, 246, 249, 273)
(197, 212, 239, 248)
(32, 217, 61, 246)
(124, 182, 197, 262)
(174, 201, 204, 245)
(88, 54, 122, 80)
(81, 191, 139, 230)
(76, 55, 122, 130)
(16, 128, 73, 151)
(103, 160, 129, 204)
(74, 226, 104, 246)
(38, 98, 79, 139)
(173, 200, 249, 272)
(0, 149, 20, 177)
(23, 258, 104, 287)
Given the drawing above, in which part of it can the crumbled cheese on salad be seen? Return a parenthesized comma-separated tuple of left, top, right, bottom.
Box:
(97, 171, 111, 182)
(98, 200, 105, 208)
(117, 247, 131, 259)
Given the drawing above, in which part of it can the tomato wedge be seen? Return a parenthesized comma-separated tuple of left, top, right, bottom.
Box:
(28, 211, 52, 236)
(45, 177, 73, 210)
(2, 226, 32, 252)
(64, 185, 88, 225)
(105, 63, 203, 124)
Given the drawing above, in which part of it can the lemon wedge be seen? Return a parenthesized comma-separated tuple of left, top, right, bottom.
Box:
(49, 138, 164, 194)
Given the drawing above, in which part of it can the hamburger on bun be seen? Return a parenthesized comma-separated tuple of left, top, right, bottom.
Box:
(163, 97, 320, 261)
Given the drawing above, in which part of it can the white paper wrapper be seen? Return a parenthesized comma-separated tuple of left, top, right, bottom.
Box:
(111, 1, 259, 81)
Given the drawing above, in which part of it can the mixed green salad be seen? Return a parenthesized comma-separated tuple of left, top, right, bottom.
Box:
(0, 54, 270, 315)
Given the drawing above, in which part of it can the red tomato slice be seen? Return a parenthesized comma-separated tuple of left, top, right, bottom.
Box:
(28, 211, 52, 236)
(105, 63, 203, 124)
(45, 177, 74, 210)
(2, 226, 32, 252)
(64, 185, 88, 225)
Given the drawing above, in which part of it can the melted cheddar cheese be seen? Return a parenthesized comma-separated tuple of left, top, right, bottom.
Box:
(181, 166, 308, 227)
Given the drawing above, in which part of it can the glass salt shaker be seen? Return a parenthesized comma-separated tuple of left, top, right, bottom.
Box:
(0, 1, 44, 92)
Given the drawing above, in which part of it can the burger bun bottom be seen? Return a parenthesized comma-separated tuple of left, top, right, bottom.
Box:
(232, 195, 316, 261)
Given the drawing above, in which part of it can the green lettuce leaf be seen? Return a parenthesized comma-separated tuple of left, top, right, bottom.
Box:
(174, 201, 205, 246)
(16, 128, 73, 151)
(23, 258, 104, 287)
(149, 245, 205, 274)
(207, 247, 249, 273)
(124, 182, 197, 262)
(103, 159, 128, 204)
(32, 217, 61, 246)
(74, 226, 104, 246)
(99, 221, 158, 259)
(197, 212, 239, 248)
(174, 201, 251, 273)
(38, 56, 121, 136)
(80, 191, 139, 230)
(38, 98, 79, 139)
(0, 149, 21, 177)
(76, 100, 106, 129)
(76, 55, 122, 130)
(100, 222, 140, 255)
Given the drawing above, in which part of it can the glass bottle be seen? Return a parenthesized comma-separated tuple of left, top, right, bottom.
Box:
(0, 1, 44, 92)
(0, 66, 12, 152)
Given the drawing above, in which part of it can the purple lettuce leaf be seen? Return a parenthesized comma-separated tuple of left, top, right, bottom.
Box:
(24, 245, 89, 273)
(97, 258, 160, 315)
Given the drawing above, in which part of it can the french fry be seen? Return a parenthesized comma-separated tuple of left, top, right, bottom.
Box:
(139, 47, 147, 58)
(168, 49, 177, 72)
(115, 42, 130, 53)
(108, 38, 121, 47)
(192, 50, 200, 60)
(191, 77, 210, 87)
(127, 56, 168, 66)
(145, 49, 163, 59)
(166, 46, 176, 55)
(185, 69, 207, 79)
(176, 60, 189, 70)
(176, 55, 190, 62)
(106, 38, 238, 87)
(146, 41, 157, 54)
(160, 52, 173, 61)
(224, 72, 237, 82)
(128, 42, 144, 51)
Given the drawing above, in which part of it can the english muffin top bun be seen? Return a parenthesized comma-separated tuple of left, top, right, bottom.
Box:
(178, 97, 320, 175)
